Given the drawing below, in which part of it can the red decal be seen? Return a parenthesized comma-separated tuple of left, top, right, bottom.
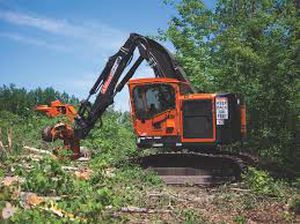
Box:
(101, 74, 113, 94)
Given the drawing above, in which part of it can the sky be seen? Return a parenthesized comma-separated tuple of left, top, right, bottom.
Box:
(0, 0, 216, 111)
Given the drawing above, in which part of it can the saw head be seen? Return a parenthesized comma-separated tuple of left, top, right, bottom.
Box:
(41, 123, 81, 159)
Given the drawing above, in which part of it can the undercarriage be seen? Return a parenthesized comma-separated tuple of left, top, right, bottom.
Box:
(135, 150, 256, 186)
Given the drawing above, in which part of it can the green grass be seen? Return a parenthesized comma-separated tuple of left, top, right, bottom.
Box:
(0, 111, 165, 223)
(0, 111, 299, 223)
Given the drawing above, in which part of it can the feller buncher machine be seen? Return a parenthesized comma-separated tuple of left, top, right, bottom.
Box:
(41, 33, 249, 185)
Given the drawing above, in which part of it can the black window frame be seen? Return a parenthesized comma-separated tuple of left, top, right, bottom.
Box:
(132, 84, 176, 120)
(179, 83, 193, 95)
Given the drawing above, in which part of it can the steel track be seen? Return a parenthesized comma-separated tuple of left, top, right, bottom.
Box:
(134, 151, 255, 186)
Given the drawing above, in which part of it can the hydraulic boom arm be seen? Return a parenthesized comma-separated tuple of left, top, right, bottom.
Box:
(74, 33, 193, 139)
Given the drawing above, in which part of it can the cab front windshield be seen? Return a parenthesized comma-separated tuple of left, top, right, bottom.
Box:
(133, 84, 175, 120)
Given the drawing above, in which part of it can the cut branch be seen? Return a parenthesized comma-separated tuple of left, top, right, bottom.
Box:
(23, 146, 53, 155)
(23, 146, 57, 159)
(0, 128, 4, 152)
(7, 127, 13, 151)
(119, 206, 172, 214)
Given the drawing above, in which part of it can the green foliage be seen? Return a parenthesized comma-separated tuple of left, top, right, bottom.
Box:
(0, 105, 167, 222)
(292, 178, 300, 190)
(0, 168, 4, 178)
(85, 110, 137, 167)
(289, 197, 300, 215)
(21, 157, 74, 195)
(11, 208, 72, 224)
(233, 215, 246, 224)
(242, 167, 284, 197)
(0, 111, 62, 155)
(161, 0, 300, 169)
(114, 165, 162, 187)
(181, 209, 208, 224)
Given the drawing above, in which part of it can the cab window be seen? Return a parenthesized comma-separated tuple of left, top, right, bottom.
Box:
(133, 84, 175, 120)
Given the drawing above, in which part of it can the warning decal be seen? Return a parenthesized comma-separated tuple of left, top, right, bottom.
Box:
(216, 97, 228, 124)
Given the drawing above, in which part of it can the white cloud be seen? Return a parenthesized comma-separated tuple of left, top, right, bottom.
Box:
(0, 10, 127, 52)
(0, 10, 65, 33)
(0, 10, 159, 111)
(0, 32, 70, 51)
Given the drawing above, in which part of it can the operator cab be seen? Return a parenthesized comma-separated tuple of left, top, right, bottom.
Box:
(132, 83, 176, 121)
(128, 78, 246, 149)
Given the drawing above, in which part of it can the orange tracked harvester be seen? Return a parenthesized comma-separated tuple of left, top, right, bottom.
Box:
(41, 33, 249, 185)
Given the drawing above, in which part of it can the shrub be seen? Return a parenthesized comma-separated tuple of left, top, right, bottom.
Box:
(242, 167, 284, 197)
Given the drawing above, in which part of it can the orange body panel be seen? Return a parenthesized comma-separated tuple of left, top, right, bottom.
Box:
(129, 79, 181, 138)
(240, 104, 247, 138)
(128, 78, 217, 144)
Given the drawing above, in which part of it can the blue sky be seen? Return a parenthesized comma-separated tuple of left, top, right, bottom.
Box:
(0, 0, 216, 111)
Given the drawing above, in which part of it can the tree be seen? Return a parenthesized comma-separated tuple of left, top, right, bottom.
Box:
(161, 0, 299, 169)
(0, 84, 79, 116)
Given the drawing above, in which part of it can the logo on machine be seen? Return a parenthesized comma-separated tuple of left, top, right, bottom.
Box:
(216, 97, 228, 125)
(101, 56, 122, 94)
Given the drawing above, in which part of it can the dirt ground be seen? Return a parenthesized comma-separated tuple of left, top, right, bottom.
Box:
(117, 184, 299, 224)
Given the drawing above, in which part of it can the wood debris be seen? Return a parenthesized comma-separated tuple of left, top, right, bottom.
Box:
(1, 202, 17, 220)
(20, 192, 44, 209)
(62, 166, 93, 180)
(40, 201, 87, 222)
(119, 206, 172, 214)
(23, 146, 57, 159)
(62, 166, 80, 171)
(77, 157, 90, 161)
(23, 145, 53, 155)
(2, 176, 24, 187)
(0, 128, 4, 152)
(23, 145, 91, 161)
(7, 128, 12, 151)
(74, 169, 93, 180)
(0, 127, 13, 153)
(79, 146, 91, 159)
(104, 167, 116, 178)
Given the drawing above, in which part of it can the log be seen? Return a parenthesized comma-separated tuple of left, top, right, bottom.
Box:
(0, 128, 4, 151)
(23, 146, 57, 159)
(119, 206, 172, 214)
(61, 166, 79, 171)
(23, 146, 53, 155)
(77, 157, 90, 161)
(7, 127, 12, 151)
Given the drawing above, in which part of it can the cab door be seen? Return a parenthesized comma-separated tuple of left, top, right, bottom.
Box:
(130, 83, 178, 137)
(181, 95, 216, 143)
